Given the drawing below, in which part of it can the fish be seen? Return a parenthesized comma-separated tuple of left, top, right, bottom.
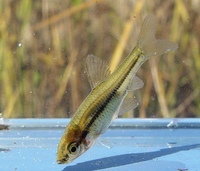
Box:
(56, 14, 178, 164)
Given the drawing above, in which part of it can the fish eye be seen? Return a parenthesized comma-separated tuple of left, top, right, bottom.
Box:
(68, 142, 80, 155)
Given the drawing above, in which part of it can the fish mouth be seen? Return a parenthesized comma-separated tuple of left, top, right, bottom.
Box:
(57, 156, 69, 164)
(57, 159, 68, 164)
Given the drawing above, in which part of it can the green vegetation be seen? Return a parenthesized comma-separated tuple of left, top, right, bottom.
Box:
(0, 0, 199, 118)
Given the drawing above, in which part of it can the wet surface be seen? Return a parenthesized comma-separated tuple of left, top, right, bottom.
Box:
(0, 119, 200, 171)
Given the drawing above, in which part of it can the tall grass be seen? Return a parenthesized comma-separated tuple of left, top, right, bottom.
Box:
(0, 0, 199, 118)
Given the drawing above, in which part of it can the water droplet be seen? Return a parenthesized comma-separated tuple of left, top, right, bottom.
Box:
(167, 120, 178, 128)
(167, 142, 177, 148)
(165, 49, 171, 53)
(151, 96, 155, 101)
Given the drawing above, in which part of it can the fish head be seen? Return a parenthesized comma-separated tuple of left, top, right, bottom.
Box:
(57, 126, 90, 164)
(57, 141, 84, 164)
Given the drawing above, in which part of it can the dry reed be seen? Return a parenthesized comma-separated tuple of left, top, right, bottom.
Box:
(0, 0, 199, 118)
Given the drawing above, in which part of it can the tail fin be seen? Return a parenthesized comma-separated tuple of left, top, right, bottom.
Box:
(138, 14, 178, 57)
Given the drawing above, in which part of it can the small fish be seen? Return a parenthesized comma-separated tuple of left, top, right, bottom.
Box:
(57, 14, 178, 164)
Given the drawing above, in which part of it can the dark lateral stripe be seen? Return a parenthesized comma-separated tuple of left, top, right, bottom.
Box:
(84, 89, 117, 131)
(82, 55, 140, 135)
(80, 130, 89, 140)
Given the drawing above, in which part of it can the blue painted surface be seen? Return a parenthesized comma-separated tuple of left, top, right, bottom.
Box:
(0, 119, 200, 171)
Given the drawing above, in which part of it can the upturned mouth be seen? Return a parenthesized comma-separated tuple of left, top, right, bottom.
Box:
(57, 156, 69, 164)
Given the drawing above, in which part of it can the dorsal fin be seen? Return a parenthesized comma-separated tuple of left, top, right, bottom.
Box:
(85, 54, 110, 89)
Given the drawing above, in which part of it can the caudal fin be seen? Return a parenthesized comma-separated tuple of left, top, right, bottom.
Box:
(138, 14, 178, 57)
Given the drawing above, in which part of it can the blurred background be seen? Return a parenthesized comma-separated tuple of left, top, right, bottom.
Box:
(0, 0, 199, 118)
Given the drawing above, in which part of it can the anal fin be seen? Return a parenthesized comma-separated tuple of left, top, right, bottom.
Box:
(128, 76, 144, 91)
(117, 76, 143, 116)
(118, 93, 139, 116)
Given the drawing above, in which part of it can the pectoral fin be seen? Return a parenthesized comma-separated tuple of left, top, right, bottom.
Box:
(85, 54, 110, 89)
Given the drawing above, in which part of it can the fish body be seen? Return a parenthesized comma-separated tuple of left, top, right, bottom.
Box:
(57, 14, 178, 164)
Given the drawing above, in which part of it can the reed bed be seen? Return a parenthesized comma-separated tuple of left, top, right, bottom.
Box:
(0, 0, 199, 118)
